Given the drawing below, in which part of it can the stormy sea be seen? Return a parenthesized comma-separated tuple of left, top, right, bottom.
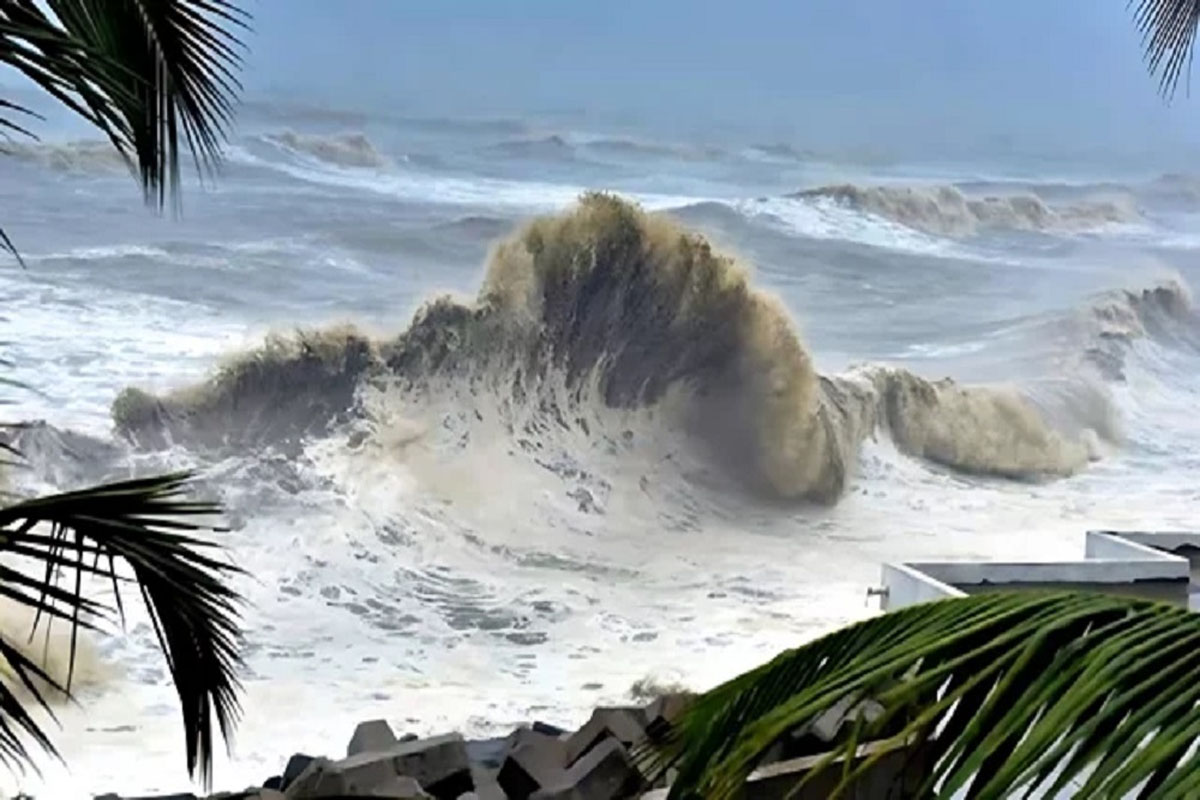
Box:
(1, 104, 1199, 795)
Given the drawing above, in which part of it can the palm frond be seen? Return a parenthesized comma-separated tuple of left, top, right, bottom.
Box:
(1131, 0, 1200, 99)
(0, 471, 244, 786)
(650, 591, 1200, 800)
(0, 0, 249, 207)
(0, 227, 23, 269)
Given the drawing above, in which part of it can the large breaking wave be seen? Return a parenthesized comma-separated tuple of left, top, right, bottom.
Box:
(794, 183, 1143, 237)
(110, 195, 1189, 503)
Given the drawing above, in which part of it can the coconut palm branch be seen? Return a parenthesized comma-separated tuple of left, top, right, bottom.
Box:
(1132, 0, 1200, 98)
(0, 471, 244, 785)
(0, 0, 249, 258)
(648, 591, 1200, 799)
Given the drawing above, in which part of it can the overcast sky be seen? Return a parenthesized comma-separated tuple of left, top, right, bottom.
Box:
(3, 1, 1199, 163)
(239, 0, 1200, 160)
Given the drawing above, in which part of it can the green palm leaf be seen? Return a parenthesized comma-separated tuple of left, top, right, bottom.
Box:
(650, 592, 1200, 799)
(0, 471, 244, 786)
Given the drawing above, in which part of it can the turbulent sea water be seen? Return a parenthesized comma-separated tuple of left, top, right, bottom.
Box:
(2, 106, 1200, 796)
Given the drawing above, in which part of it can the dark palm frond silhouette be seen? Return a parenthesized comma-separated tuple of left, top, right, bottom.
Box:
(0, 0, 249, 784)
(1132, 0, 1200, 98)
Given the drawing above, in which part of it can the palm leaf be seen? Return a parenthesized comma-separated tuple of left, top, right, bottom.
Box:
(0, 471, 244, 786)
(1131, 0, 1200, 98)
(651, 591, 1200, 799)
(0, 0, 248, 207)
(0, 227, 23, 268)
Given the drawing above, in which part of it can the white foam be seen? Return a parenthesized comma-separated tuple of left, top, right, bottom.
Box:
(4, 143, 1200, 800)
(738, 195, 959, 256)
(225, 145, 702, 214)
(0, 270, 248, 434)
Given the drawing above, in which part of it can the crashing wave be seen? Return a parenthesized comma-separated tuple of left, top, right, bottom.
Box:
(263, 130, 390, 169)
(1080, 277, 1195, 381)
(2, 140, 128, 174)
(114, 195, 1110, 502)
(793, 183, 1142, 237)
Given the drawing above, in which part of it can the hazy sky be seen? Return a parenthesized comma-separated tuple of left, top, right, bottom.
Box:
(241, 0, 1200, 161)
(2, 1, 1198, 164)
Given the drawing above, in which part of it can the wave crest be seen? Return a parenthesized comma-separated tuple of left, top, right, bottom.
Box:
(794, 183, 1142, 237)
(3, 140, 128, 173)
(114, 195, 1099, 502)
(263, 130, 390, 169)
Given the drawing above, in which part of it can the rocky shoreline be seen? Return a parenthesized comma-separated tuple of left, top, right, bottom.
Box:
(94, 693, 691, 800)
(90, 689, 915, 800)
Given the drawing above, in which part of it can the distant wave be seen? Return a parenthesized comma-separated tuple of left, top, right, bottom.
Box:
(261, 130, 391, 169)
(395, 115, 531, 136)
(1144, 172, 1200, 205)
(482, 133, 725, 163)
(2, 140, 128, 174)
(582, 137, 724, 162)
(792, 183, 1143, 237)
(431, 214, 514, 240)
(114, 195, 1119, 504)
(486, 135, 579, 161)
(747, 143, 819, 161)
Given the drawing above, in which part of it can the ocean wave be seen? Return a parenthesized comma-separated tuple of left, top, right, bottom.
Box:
(1082, 277, 1196, 381)
(487, 135, 579, 161)
(260, 130, 391, 169)
(582, 137, 723, 162)
(747, 143, 819, 162)
(1145, 172, 1200, 205)
(431, 214, 515, 240)
(112, 195, 1119, 503)
(483, 133, 723, 163)
(2, 140, 128, 174)
(792, 183, 1143, 238)
(735, 195, 957, 257)
(0, 606, 111, 702)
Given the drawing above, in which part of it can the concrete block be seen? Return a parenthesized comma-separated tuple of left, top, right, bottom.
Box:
(641, 694, 692, 742)
(465, 736, 508, 768)
(564, 708, 647, 765)
(370, 776, 433, 798)
(350, 719, 400, 756)
(467, 766, 507, 800)
(810, 696, 884, 743)
(531, 738, 642, 800)
(287, 734, 471, 799)
(284, 755, 379, 797)
(281, 753, 317, 791)
(744, 739, 929, 800)
(390, 732, 473, 799)
(285, 754, 432, 797)
(498, 728, 570, 799)
(532, 721, 567, 737)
